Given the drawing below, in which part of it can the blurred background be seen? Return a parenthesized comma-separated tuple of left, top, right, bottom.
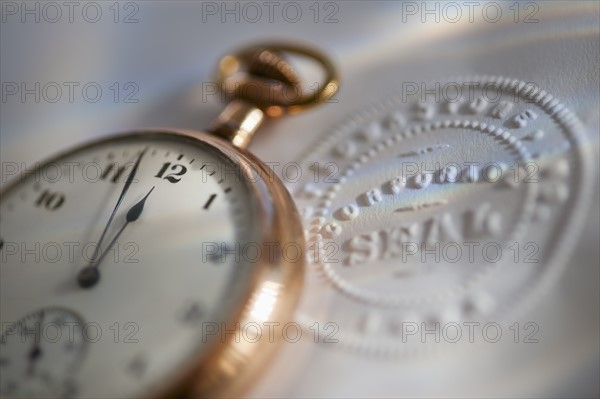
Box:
(1, 1, 598, 397)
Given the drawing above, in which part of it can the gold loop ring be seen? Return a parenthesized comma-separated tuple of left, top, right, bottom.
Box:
(216, 43, 339, 117)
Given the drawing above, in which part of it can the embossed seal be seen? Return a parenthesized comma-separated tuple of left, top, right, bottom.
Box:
(292, 76, 594, 356)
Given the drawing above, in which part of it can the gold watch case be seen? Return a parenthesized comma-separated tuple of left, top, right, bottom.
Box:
(0, 128, 305, 398)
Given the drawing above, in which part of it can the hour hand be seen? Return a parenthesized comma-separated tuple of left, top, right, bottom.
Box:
(78, 186, 155, 289)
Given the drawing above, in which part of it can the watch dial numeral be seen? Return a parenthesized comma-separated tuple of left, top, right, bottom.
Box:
(155, 162, 187, 183)
(35, 190, 65, 211)
(101, 163, 129, 183)
(179, 302, 205, 325)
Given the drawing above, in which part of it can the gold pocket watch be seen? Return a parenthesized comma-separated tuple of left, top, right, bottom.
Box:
(0, 44, 338, 398)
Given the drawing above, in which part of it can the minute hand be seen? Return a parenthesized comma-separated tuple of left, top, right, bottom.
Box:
(90, 148, 146, 262)
(78, 186, 155, 288)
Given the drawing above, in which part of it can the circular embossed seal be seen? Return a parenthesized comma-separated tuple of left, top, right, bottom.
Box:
(291, 76, 594, 356)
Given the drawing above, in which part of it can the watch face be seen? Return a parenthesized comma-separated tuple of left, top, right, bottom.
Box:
(0, 132, 262, 398)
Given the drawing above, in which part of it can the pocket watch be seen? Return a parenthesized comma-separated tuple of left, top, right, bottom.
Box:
(0, 44, 338, 398)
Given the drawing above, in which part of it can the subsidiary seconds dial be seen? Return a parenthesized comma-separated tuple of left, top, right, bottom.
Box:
(0, 307, 86, 398)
